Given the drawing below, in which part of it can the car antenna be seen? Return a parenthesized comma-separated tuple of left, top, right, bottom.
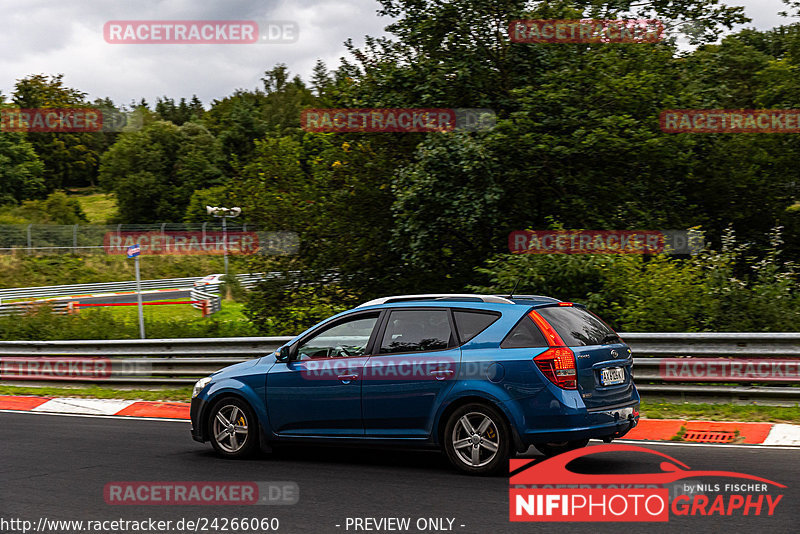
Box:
(508, 278, 521, 299)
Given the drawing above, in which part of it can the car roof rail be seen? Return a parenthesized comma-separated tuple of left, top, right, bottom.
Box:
(504, 294, 562, 303)
(357, 294, 516, 307)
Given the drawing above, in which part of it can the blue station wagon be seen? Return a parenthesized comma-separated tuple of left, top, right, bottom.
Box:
(190, 294, 640, 474)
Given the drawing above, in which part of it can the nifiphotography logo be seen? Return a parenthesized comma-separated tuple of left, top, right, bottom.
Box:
(509, 444, 785, 522)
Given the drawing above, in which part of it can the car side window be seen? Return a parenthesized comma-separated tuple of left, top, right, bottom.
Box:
(500, 315, 547, 348)
(297, 314, 379, 360)
(453, 310, 500, 343)
(379, 309, 453, 354)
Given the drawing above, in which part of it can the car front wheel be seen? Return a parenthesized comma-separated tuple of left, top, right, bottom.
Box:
(443, 403, 510, 475)
(208, 397, 258, 459)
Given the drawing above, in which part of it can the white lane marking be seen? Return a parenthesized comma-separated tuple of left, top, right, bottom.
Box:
(31, 397, 137, 415)
(612, 439, 800, 450)
(763, 423, 800, 446)
(0, 409, 188, 422)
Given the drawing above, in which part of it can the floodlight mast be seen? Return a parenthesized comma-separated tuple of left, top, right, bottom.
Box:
(205, 206, 241, 276)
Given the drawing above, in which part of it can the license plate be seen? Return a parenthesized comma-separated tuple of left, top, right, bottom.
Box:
(600, 367, 625, 386)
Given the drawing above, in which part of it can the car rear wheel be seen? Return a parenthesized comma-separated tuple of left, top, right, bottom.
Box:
(208, 397, 258, 459)
(534, 438, 589, 457)
(443, 403, 510, 475)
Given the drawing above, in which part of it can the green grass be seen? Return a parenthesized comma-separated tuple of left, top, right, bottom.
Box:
(72, 191, 119, 224)
(92, 298, 248, 325)
(0, 385, 193, 401)
(640, 401, 800, 424)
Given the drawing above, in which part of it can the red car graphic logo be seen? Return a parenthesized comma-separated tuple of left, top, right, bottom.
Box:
(510, 444, 785, 487)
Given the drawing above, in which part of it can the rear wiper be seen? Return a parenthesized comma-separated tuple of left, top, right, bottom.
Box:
(601, 334, 621, 345)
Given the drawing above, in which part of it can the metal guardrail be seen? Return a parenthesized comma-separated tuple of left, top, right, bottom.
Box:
(0, 273, 270, 301)
(190, 288, 222, 315)
(0, 337, 291, 385)
(621, 332, 800, 405)
(0, 301, 74, 317)
(0, 333, 797, 405)
(0, 277, 202, 300)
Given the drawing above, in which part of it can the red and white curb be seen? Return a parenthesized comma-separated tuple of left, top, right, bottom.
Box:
(1, 395, 799, 445)
(763, 423, 800, 445)
(0, 395, 189, 419)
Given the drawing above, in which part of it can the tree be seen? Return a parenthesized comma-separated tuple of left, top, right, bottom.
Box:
(0, 131, 45, 204)
(203, 90, 270, 167)
(99, 121, 225, 222)
(392, 133, 504, 290)
(12, 74, 104, 190)
(310, 60, 332, 97)
(155, 95, 205, 125)
(233, 132, 404, 297)
(203, 65, 317, 174)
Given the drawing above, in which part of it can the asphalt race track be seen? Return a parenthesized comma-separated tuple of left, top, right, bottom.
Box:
(1, 411, 797, 534)
(68, 289, 192, 306)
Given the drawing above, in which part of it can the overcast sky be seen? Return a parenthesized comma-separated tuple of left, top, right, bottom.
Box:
(0, 0, 796, 108)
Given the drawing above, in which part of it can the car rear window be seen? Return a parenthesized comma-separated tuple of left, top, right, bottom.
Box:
(500, 315, 547, 348)
(536, 306, 617, 347)
(453, 310, 499, 343)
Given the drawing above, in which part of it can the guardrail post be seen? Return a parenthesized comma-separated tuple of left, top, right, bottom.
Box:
(26, 224, 32, 254)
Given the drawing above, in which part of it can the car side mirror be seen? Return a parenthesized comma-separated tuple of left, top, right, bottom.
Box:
(275, 346, 292, 363)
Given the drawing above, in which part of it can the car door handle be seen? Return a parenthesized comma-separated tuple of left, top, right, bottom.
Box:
(338, 373, 359, 382)
(430, 369, 454, 380)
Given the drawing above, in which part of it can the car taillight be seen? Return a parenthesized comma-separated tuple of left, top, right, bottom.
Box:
(534, 347, 577, 389)
(528, 310, 564, 346)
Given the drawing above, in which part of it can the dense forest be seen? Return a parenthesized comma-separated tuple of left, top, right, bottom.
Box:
(2, 0, 800, 332)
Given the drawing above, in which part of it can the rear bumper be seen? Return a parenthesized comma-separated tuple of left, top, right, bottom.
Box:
(513, 398, 640, 446)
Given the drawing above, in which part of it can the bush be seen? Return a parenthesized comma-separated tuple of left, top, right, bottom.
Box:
(245, 275, 359, 335)
(2, 191, 88, 224)
(471, 227, 800, 332)
(0, 305, 256, 340)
